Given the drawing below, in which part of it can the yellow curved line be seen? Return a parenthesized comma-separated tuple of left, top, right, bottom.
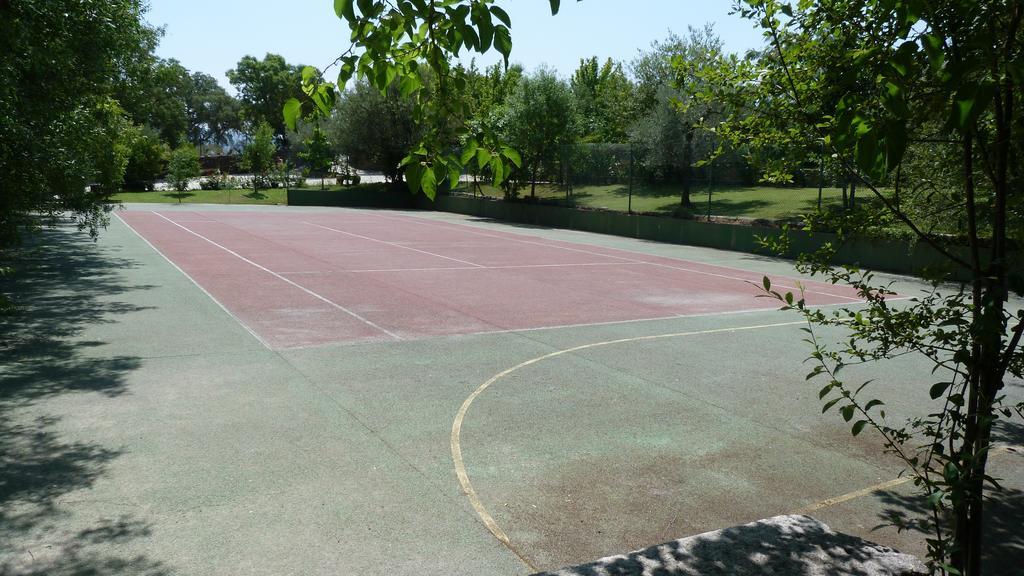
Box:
(791, 444, 1022, 515)
(450, 321, 804, 570)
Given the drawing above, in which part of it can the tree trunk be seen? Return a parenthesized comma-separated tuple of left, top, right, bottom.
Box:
(680, 128, 694, 207)
(531, 162, 538, 198)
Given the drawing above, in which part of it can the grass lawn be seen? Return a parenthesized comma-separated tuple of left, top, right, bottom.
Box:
(109, 188, 288, 205)
(454, 182, 848, 222)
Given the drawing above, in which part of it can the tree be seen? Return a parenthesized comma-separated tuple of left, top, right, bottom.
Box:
(240, 122, 277, 193)
(500, 68, 576, 197)
(228, 54, 305, 140)
(0, 0, 159, 248)
(693, 2, 1024, 574)
(570, 57, 635, 143)
(288, 0, 538, 199)
(167, 144, 200, 197)
(631, 27, 726, 207)
(117, 58, 193, 148)
(187, 72, 242, 151)
(123, 126, 170, 191)
(462, 61, 525, 121)
(299, 126, 335, 190)
(328, 80, 419, 183)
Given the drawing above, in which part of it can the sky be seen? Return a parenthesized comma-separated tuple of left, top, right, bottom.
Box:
(146, 0, 767, 92)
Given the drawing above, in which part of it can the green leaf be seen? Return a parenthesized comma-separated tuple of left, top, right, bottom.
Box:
(884, 123, 907, 172)
(864, 399, 885, 412)
(851, 420, 867, 436)
(400, 73, 422, 98)
(840, 404, 856, 422)
(490, 157, 505, 185)
(334, 0, 355, 20)
(460, 142, 478, 166)
(948, 81, 995, 132)
(489, 5, 511, 27)
(421, 166, 437, 200)
(762, 276, 771, 291)
(283, 98, 302, 132)
(929, 381, 952, 400)
(881, 81, 909, 118)
(920, 33, 945, 72)
(448, 165, 461, 189)
(500, 146, 521, 167)
(405, 161, 424, 195)
(855, 130, 884, 179)
(943, 461, 959, 483)
(549, 0, 561, 15)
(476, 148, 493, 169)
(822, 398, 842, 413)
(302, 65, 319, 85)
(494, 25, 512, 67)
(475, 6, 494, 52)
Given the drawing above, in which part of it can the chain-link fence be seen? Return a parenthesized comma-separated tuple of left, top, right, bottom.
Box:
(560, 142, 759, 216)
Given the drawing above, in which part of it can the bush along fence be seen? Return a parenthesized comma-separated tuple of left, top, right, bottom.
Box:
(413, 194, 1013, 280)
(286, 185, 420, 208)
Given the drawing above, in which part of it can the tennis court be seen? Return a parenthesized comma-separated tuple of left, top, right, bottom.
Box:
(3, 204, 1021, 575)
(115, 208, 860, 349)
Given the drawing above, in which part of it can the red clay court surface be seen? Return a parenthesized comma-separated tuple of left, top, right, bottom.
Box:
(117, 209, 863, 349)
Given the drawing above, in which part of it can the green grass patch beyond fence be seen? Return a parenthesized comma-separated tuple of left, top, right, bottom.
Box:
(454, 183, 847, 222)
(108, 188, 288, 205)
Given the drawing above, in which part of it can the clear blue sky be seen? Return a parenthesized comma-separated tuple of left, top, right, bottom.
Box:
(147, 0, 766, 92)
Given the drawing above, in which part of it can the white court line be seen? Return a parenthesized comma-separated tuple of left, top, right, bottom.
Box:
(461, 298, 906, 339)
(149, 212, 402, 341)
(303, 221, 486, 268)
(114, 212, 273, 350)
(344, 261, 649, 273)
(369, 212, 862, 302)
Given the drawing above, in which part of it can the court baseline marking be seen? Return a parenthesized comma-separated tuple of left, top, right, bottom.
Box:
(149, 212, 402, 341)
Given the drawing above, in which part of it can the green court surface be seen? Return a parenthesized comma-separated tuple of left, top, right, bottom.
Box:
(1, 204, 1021, 575)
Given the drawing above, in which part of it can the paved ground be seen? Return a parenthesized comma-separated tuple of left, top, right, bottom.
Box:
(1, 204, 1021, 575)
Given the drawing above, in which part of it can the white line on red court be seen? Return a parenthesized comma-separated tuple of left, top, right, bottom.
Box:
(149, 211, 403, 341)
(303, 221, 487, 268)
(342, 261, 649, 273)
(115, 212, 273, 350)
(365, 212, 862, 302)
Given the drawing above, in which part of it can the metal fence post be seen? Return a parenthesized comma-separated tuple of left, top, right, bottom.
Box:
(706, 160, 713, 222)
(628, 143, 634, 215)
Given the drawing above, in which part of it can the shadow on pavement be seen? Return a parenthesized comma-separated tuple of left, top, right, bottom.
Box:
(874, 428, 1024, 574)
(532, 514, 925, 576)
(0, 223, 168, 575)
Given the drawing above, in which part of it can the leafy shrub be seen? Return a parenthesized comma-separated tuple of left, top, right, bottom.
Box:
(123, 127, 168, 190)
(199, 171, 228, 190)
(167, 144, 200, 191)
